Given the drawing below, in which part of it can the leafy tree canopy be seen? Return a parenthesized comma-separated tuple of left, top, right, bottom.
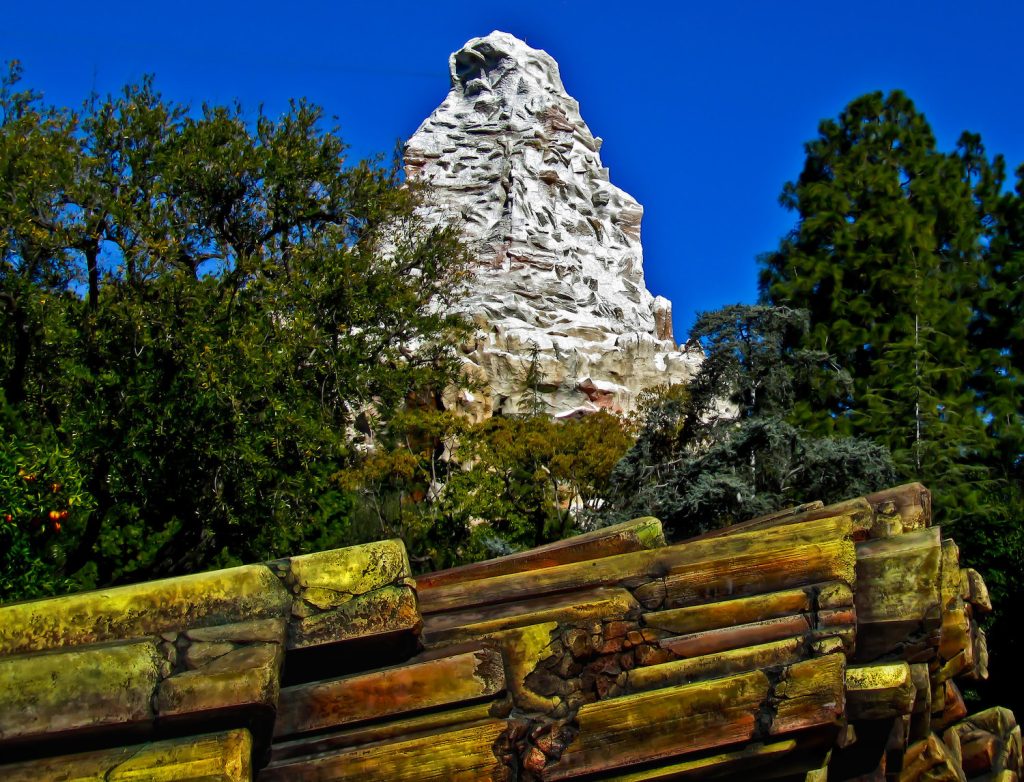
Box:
(0, 63, 472, 599)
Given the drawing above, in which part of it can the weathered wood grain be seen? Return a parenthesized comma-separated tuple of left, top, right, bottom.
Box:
(642, 584, 846, 635)
(0, 640, 162, 744)
(415, 517, 665, 590)
(419, 515, 855, 615)
(288, 583, 420, 650)
(659, 614, 813, 659)
(854, 527, 942, 661)
(270, 703, 497, 764)
(0, 564, 290, 656)
(261, 719, 512, 782)
(846, 662, 916, 721)
(602, 739, 801, 781)
(157, 642, 284, 720)
(274, 648, 505, 738)
(637, 535, 857, 611)
(544, 669, 770, 779)
(0, 728, 253, 781)
(769, 654, 846, 736)
(625, 637, 805, 693)
(422, 587, 639, 646)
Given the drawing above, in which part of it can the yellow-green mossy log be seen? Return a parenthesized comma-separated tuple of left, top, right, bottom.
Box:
(284, 539, 413, 610)
(288, 583, 420, 650)
(845, 662, 917, 721)
(157, 642, 284, 719)
(0, 728, 253, 781)
(261, 720, 512, 782)
(282, 540, 420, 650)
(422, 586, 639, 647)
(0, 640, 164, 743)
(0, 565, 291, 656)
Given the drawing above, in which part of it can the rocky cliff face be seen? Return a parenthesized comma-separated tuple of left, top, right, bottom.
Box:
(406, 31, 700, 419)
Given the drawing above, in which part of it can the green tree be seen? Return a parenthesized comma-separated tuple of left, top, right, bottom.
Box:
(758, 91, 1002, 516)
(758, 90, 1024, 714)
(346, 409, 634, 572)
(0, 65, 472, 597)
(602, 305, 896, 538)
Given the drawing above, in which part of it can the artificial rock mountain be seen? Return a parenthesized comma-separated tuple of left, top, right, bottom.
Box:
(406, 31, 700, 419)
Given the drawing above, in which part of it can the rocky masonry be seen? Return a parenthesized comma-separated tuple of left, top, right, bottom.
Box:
(406, 31, 700, 419)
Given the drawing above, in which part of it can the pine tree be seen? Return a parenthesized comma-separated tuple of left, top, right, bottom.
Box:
(758, 91, 1001, 522)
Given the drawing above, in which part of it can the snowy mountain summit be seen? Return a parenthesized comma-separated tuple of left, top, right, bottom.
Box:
(406, 31, 700, 418)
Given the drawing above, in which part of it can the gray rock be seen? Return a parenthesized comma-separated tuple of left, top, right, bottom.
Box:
(408, 32, 700, 418)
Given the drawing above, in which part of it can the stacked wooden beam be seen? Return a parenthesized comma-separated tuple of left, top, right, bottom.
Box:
(0, 541, 418, 773)
(0, 483, 1017, 781)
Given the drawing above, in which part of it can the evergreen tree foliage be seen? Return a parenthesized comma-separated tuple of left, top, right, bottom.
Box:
(758, 90, 1003, 517)
(602, 305, 896, 539)
(758, 90, 1023, 714)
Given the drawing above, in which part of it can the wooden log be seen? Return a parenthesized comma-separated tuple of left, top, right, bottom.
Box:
(688, 498, 872, 541)
(960, 567, 993, 614)
(544, 668, 770, 779)
(422, 587, 639, 647)
(625, 637, 805, 693)
(490, 622, 561, 713)
(846, 663, 916, 721)
(770, 654, 847, 736)
(596, 739, 801, 781)
(0, 728, 253, 782)
(944, 708, 1022, 776)
(639, 534, 857, 611)
(276, 540, 422, 652)
(908, 663, 932, 742)
(969, 624, 990, 682)
(854, 527, 942, 662)
(157, 642, 284, 721)
(287, 583, 420, 651)
(273, 648, 505, 739)
(270, 702, 497, 764)
(960, 734, 999, 776)
(284, 539, 412, 609)
(415, 517, 665, 590)
(641, 582, 852, 636)
(260, 720, 512, 782)
(419, 515, 856, 616)
(546, 654, 845, 780)
(0, 640, 163, 746)
(659, 614, 813, 659)
(933, 680, 969, 731)
(899, 733, 966, 782)
(865, 483, 932, 534)
(0, 563, 291, 656)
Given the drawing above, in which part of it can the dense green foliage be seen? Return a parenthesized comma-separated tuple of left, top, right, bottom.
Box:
(344, 408, 633, 571)
(601, 305, 896, 537)
(0, 64, 473, 598)
(759, 90, 1023, 711)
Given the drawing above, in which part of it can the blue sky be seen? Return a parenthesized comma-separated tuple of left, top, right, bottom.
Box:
(4, 0, 1022, 338)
